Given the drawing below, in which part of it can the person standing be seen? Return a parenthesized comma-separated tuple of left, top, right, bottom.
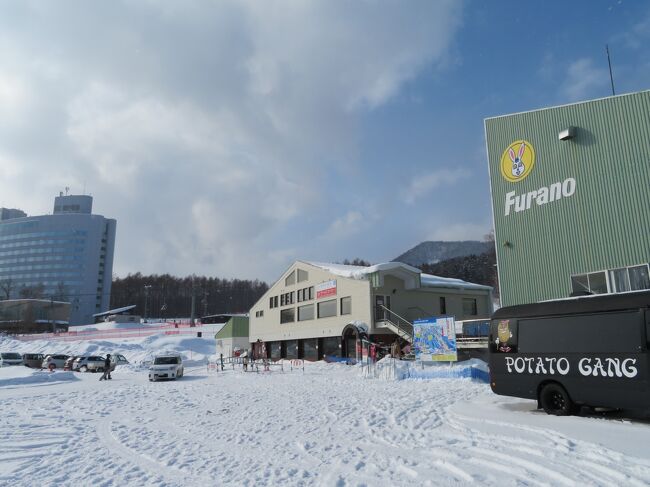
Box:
(99, 354, 112, 381)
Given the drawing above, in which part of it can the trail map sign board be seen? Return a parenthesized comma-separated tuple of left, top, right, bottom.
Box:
(413, 316, 458, 362)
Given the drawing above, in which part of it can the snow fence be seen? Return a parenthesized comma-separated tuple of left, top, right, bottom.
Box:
(363, 357, 490, 382)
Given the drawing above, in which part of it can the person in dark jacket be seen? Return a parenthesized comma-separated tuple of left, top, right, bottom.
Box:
(99, 354, 112, 381)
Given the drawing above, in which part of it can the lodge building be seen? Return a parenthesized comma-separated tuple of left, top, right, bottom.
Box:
(249, 260, 493, 360)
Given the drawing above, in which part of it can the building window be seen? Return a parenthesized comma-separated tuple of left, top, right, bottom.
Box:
(270, 296, 278, 309)
(439, 297, 446, 315)
(280, 308, 295, 324)
(317, 299, 337, 318)
(629, 265, 650, 290)
(462, 298, 477, 316)
(340, 296, 351, 315)
(280, 294, 285, 306)
(298, 304, 314, 321)
(285, 271, 296, 286)
(297, 269, 308, 283)
(255, 310, 264, 318)
(308, 286, 314, 300)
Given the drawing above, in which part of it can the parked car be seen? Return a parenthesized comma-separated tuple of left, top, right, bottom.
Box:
(0, 352, 24, 367)
(64, 356, 83, 370)
(73, 356, 106, 372)
(149, 353, 184, 381)
(42, 354, 70, 370)
(22, 353, 45, 368)
(111, 354, 129, 367)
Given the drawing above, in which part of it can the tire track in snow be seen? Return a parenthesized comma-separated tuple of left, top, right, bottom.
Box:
(442, 408, 650, 486)
(97, 416, 216, 486)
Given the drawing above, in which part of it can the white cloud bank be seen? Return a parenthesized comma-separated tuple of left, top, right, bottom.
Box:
(0, 0, 463, 281)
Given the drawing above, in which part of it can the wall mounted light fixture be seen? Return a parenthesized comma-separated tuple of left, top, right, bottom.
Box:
(559, 126, 576, 141)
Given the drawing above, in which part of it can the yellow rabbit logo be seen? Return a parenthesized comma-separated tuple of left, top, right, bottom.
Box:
(500, 140, 535, 182)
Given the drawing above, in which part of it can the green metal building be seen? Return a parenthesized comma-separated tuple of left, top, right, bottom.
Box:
(485, 90, 650, 307)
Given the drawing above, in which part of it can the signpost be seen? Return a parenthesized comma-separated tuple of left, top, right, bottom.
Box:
(413, 316, 458, 362)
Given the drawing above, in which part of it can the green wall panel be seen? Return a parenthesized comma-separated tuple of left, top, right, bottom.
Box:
(485, 91, 650, 306)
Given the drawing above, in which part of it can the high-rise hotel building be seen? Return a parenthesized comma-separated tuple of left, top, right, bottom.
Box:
(0, 194, 116, 325)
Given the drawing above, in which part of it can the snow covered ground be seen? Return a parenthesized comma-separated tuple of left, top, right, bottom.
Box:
(1, 335, 650, 486)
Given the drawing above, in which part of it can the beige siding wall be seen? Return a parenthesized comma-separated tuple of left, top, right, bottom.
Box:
(249, 262, 372, 342)
(373, 275, 492, 324)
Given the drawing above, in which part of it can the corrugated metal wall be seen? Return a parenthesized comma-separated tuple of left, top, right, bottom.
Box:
(485, 91, 650, 306)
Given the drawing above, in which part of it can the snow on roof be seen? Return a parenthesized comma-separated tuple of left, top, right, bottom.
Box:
(305, 261, 421, 280)
(420, 273, 492, 291)
(305, 261, 491, 291)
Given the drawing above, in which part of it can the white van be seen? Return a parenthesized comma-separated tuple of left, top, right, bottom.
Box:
(148, 352, 184, 381)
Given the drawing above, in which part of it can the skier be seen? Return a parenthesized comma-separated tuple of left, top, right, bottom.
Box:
(99, 354, 112, 381)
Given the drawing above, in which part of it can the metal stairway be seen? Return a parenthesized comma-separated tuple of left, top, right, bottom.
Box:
(375, 305, 414, 343)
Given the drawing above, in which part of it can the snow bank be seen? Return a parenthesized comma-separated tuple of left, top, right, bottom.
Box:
(366, 357, 490, 382)
(0, 333, 217, 368)
(0, 368, 79, 388)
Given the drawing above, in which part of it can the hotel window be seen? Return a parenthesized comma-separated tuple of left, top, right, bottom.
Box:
(285, 271, 296, 286)
(462, 298, 477, 316)
(308, 286, 314, 300)
(317, 299, 337, 318)
(298, 304, 314, 321)
(340, 296, 351, 315)
(280, 308, 295, 324)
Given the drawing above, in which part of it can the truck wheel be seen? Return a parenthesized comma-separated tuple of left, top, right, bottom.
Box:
(540, 383, 574, 416)
(80, 366, 88, 373)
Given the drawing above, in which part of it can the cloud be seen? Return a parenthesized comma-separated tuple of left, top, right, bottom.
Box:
(403, 169, 470, 204)
(561, 58, 609, 102)
(0, 1, 464, 281)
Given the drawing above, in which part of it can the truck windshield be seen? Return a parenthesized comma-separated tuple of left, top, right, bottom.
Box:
(154, 357, 179, 365)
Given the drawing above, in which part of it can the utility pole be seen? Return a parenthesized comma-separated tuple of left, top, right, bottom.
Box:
(144, 284, 152, 322)
(50, 296, 55, 333)
(190, 276, 196, 327)
(202, 291, 209, 317)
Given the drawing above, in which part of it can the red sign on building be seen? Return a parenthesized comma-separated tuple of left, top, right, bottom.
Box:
(316, 279, 337, 299)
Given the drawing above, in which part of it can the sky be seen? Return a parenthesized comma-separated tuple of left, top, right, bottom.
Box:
(0, 0, 648, 283)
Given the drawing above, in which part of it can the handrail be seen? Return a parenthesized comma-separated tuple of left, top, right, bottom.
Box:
(378, 305, 413, 341)
(379, 305, 411, 326)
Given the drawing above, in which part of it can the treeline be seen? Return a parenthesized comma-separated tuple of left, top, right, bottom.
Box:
(110, 273, 269, 318)
(419, 247, 499, 297)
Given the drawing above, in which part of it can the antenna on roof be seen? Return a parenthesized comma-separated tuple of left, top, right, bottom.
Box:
(606, 44, 616, 96)
(65, 186, 70, 196)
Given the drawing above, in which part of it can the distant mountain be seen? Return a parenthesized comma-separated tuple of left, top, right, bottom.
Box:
(393, 240, 492, 268)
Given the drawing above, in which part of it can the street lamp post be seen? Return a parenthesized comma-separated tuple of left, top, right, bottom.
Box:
(144, 285, 152, 322)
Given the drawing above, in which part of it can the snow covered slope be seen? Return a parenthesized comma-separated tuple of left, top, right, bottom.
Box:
(0, 335, 649, 486)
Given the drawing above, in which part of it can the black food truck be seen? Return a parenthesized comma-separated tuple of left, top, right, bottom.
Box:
(489, 291, 650, 415)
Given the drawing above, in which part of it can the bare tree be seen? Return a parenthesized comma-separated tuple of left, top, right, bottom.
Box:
(0, 278, 14, 300)
(54, 282, 68, 302)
